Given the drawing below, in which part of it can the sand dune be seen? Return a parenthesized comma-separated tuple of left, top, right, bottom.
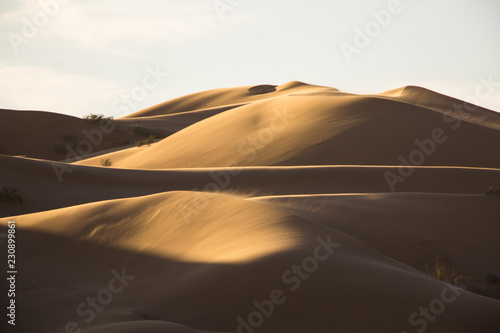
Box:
(114, 103, 248, 135)
(2, 154, 500, 217)
(255, 192, 500, 280)
(0, 108, 170, 162)
(17, 191, 303, 264)
(1, 82, 500, 332)
(2, 191, 500, 332)
(380, 86, 500, 130)
(123, 81, 336, 118)
(76, 85, 500, 170)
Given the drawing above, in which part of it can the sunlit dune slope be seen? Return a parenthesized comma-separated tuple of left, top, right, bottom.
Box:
(123, 81, 336, 118)
(14, 191, 303, 263)
(78, 89, 500, 169)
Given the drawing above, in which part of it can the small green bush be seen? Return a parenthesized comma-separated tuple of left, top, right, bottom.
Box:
(101, 158, 112, 167)
(486, 273, 500, 284)
(137, 135, 155, 147)
(129, 124, 164, 138)
(83, 114, 113, 125)
(486, 186, 500, 195)
(427, 257, 471, 286)
(0, 186, 23, 203)
(130, 124, 161, 137)
(146, 134, 155, 145)
(130, 124, 149, 137)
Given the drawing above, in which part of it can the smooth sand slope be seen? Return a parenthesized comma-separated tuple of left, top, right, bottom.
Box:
(77, 84, 500, 170)
(2, 154, 500, 217)
(1, 191, 500, 332)
(123, 81, 336, 118)
(1, 81, 500, 333)
(380, 85, 500, 130)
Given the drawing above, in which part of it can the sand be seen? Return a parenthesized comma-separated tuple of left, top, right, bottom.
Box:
(1, 82, 499, 332)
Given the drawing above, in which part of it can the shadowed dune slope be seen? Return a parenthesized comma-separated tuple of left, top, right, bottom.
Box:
(0, 108, 107, 161)
(2, 154, 500, 216)
(380, 85, 500, 130)
(255, 193, 500, 282)
(0, 109, 169, 161)
(2, 191, 500, 332)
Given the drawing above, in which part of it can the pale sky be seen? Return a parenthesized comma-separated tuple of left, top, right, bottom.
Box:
(1, 0, 500, 118)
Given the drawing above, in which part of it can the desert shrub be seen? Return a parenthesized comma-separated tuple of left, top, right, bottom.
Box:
(486, 273, 500, 284)
(486, 186, 500, 195)
(427, 257, 471, 286)
(83, 114, 113, 125)
(146, 134, 155, 145)
(137, 135, 155, 147)
(0, 186, 23, 203)
(101, 158, 112, 167)
(129, 124, 164, 138)
(129, 124, 156, 138)
(130, 124, 148, 137)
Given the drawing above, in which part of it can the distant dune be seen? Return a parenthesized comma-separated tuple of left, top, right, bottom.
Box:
(76, 83, 500, 169)
(1, 82, 499, 333)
